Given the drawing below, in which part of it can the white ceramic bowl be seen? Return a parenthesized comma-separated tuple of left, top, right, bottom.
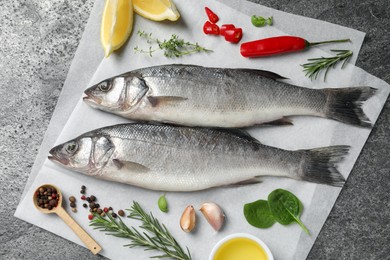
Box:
(208, 233, 274, 260)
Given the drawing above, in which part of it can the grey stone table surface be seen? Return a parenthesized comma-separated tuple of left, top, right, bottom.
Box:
(1, 0, 389, 259)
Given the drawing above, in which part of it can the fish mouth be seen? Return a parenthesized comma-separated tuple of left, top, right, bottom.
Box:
(83, 90, 102, 106)
(48, 148, 69, 166)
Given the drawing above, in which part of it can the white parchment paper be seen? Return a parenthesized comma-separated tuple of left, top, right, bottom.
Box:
(16, 0, 390, 259)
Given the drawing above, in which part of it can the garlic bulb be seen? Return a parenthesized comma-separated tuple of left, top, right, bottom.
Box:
(199, 202, 225, 231)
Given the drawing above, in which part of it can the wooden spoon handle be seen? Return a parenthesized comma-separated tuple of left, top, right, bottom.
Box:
(56, 207, 102, 255)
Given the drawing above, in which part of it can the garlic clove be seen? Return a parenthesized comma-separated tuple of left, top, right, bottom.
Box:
(180, 205, 196, 233)
(199, 202, 225, 231)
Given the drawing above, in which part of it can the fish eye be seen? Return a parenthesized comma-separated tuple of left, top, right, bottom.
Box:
(97, 81, 111, 92)
(65, 141, 78, 154)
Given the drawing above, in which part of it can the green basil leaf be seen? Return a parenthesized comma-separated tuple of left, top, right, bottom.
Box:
(243, 199, 276, 228)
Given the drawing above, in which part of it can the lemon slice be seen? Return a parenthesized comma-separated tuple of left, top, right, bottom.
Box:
(101, 0, 134, 57)
(133, 0, 180, 21)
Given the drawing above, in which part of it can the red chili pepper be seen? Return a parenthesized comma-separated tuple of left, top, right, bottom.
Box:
(240, 36, 351, 58)
(220, 24, 235, 36)
(203, 21, 219, 35)
(224, 28, 243, 44)
(205, 7, 219, 23)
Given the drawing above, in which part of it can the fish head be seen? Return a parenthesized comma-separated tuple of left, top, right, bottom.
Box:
(48, 134, 115, 175)
(49, 137, 93, 170)
(83, 77, 123, 110)
(83, 75, 148, 113)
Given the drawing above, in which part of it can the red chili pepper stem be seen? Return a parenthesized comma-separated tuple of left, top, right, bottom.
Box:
(308, 38, 350, 47)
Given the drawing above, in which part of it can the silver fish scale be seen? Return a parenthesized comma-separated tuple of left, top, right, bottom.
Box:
(87, 124, 300, 190)
(130, 65, 327, 126)
(136, 64, 325, 109)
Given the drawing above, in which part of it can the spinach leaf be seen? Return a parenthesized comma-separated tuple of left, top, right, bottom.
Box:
(268, 189, 309, 234)
(243, 199, 276, 228)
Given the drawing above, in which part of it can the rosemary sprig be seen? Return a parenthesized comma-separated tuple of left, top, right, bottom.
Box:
(134, 30, 212, 58)
(302, 49, 353, 81)
(90, 201, 191, 260)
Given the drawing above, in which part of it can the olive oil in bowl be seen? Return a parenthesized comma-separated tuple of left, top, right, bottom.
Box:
(209, 233, 273, 260)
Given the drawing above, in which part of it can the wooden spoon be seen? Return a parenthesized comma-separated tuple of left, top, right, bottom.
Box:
(33, 184, 102, 255)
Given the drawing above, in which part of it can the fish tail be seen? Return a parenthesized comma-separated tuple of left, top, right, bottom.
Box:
(323, 87, 376, 127)
(299, 145, 350, 187)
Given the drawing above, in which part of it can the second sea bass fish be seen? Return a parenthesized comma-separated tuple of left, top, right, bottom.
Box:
(83, 64, 376, 128)
(48, 123, 348, 191)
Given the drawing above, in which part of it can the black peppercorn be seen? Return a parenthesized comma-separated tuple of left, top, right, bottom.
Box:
(118, 210, 125, 217)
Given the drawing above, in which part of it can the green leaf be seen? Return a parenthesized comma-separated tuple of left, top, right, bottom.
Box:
(268, 189, 310, 234)
(243, 199, 276, 228)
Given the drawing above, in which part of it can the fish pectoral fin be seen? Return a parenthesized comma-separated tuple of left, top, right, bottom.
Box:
(265, 117, 293, 126)
(112, 159, 150, 173)
(227, 177, 263, 187)
(147, 96, 188, 107)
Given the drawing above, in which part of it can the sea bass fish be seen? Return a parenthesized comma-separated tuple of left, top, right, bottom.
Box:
(48, 123, 349, 191)
(83, 64, 376, 128)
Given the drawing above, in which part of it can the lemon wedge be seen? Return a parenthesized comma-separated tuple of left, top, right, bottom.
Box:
(133, 0, 180, 21)
(101, 0, 134, 57)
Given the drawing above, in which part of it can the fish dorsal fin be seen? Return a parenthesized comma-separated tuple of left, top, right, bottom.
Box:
(148, 96, 188, 107)
(214, 128, 261, 144)
(113, 159, 150, 173)
(234, 68, 287, 80)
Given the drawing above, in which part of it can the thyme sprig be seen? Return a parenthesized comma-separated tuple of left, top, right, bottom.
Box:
(302, 49, 353, 81)
(134, 30, 212, 58)
(90, 201, 191, 260)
